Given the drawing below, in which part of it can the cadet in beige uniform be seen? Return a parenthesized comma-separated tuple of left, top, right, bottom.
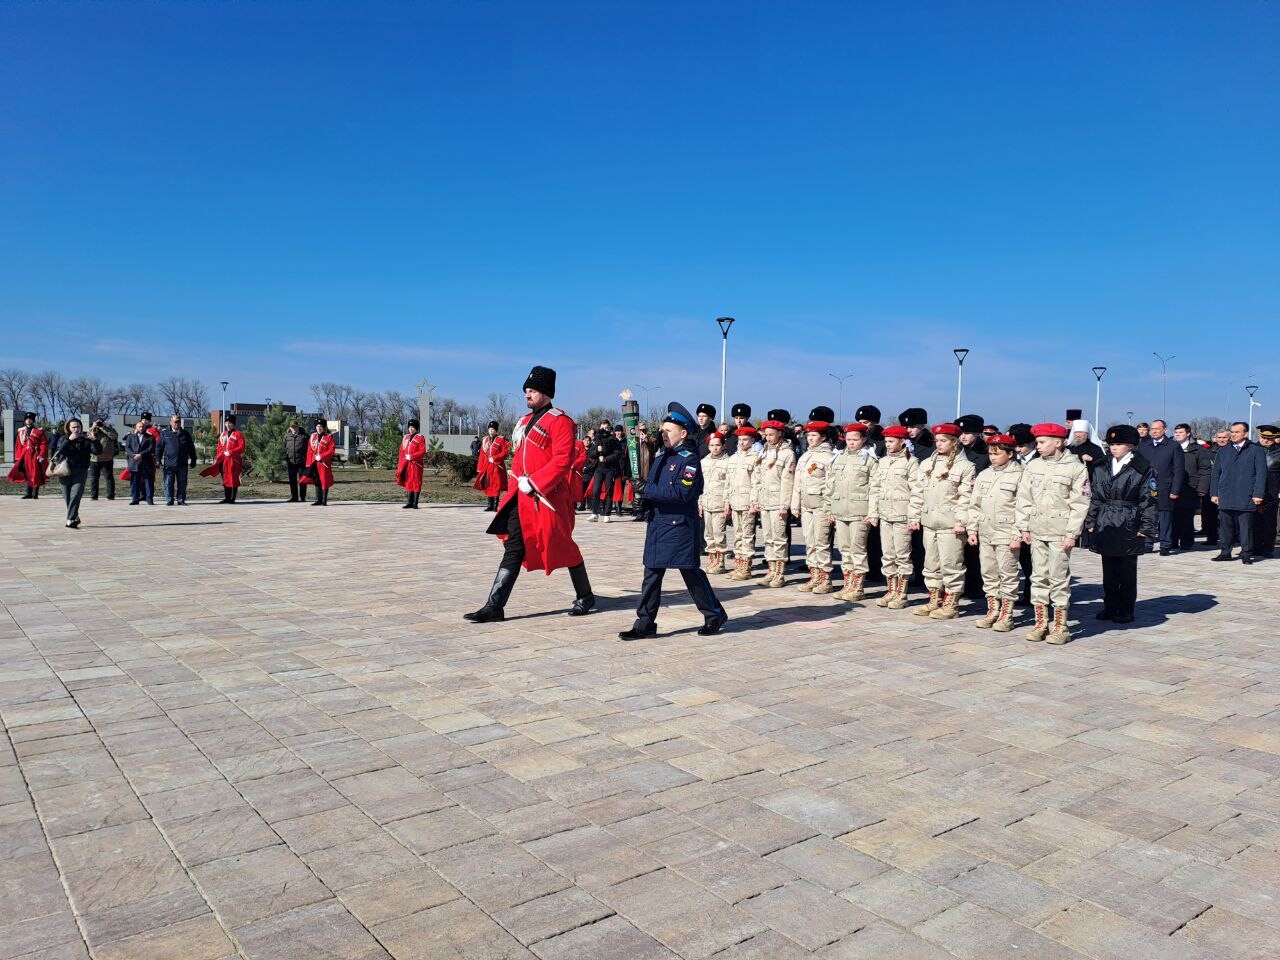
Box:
(911, 423, 977, 619)
(792, 420, 836, 593)
(825, 422, 877, 601)
(1016, 422, 1090, 644)
(698, 433, 731, 574)
(969, 433, 1023, 631)
(757, 418, 796, 587)
(870, 425, 921, 608)
(725, 426, 762, 580)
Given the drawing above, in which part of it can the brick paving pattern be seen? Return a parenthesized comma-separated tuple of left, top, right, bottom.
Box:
(1, 497, 1277, 959)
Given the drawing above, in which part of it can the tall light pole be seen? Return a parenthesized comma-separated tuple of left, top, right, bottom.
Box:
(828, 373, 854, 423)
(953, 349, 970, 418)
(220, 380, 229, 432)
(1091, 367, 1107, 427)
(1153, 353, 1175, 421)
(716, 317, 736, 422)
(1247, 385, 1260, 435)
(1127, 411, 1134, 425)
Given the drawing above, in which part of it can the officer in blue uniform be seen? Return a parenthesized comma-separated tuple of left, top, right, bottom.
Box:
(620, 402, 730, 641)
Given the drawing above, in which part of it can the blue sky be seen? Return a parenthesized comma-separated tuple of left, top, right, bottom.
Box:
(2, 0, 1277, 428)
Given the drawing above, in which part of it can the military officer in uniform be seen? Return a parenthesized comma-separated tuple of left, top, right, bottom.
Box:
(1017, 422, 1090, 644)
(620, 402, 729, 640)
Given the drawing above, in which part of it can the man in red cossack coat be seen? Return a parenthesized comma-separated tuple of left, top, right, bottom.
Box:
(302, 419, 336, 506)
(9, 412, 48, 498)
(396, 418, 427, 509)
(473, 420, 510, 512)
(465, 365, 595, 623)
(215, 415, 246, 503)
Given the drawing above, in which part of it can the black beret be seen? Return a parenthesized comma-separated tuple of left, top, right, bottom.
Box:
(955, 414, 985, 434)
(731, 403, 751, 419)
(898, 407, 928, 428)
(1105, 424, 1141, 446)
(696, 403, 716, 417)
(855, 404, 881, 423)
(808, 405, 835, 423)
(523, 365, 556, 397)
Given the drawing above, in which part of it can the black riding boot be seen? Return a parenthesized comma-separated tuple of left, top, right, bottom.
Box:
(464, 566, 519, 622)
(404, 491, 414, 508)
(568, 564, 595, 616)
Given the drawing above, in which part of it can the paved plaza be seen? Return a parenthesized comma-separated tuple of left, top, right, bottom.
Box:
(2, 496, 1278, 960)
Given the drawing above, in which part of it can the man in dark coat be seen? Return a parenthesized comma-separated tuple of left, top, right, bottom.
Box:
(955, 413, 988, 597)
(124, 420, 157, 505)
(1254, 425, 1280, 558)
(1173, 423, 1211, 551)
(694, 403, 717, 457)
(1138, 419, 1186, 555)
(899, 407, 931, 587)
(1209, 421, 1268, 564)
(157, 415, 198, 506)
(1202, 428, 1229, 544)
(1086, 425, 1159, 624)
(586, 424, 623, 522)
(620, 402, 728, 640)
(284, 419, 309, 502)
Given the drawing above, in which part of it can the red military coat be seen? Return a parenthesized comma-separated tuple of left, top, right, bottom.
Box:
(473, 434, 510, 496)
(216, 430, 246, 487)
(396, 432, 426, 492)
(302, 432, 335, 490)
(491, 405, 582, 573)
(570, 438, 587, 503)
(8, 425, 48, 486)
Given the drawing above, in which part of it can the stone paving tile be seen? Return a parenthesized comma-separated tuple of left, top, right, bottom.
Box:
(3, 500, 1280, 958)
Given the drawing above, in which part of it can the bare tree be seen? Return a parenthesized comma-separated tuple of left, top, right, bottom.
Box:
(0, 368, 32, 413)
(118, 383, 157, 418)
(182, 379, 210, 418)
(28, 370, 68, 421)
(1189, 416, 1229, 440)
(66, 377, 112, 419)
(483, 393, 517, 432)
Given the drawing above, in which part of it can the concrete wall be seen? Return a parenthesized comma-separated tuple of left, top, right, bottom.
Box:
(433, 434, 479, 456)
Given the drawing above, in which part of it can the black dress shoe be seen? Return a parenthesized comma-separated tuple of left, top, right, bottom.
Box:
(1113, 614, 1134, 624)
(1159, 548, 1172, 556)
(568, 595, 595, 617)
(1210, 553, 1235, 561)
(463, 607, 504, 623)
(619, 625, 657, 641)
(1242, 557, 1255, 565)
(698, 613, 729, 636)
(1096, 610, 1115, 621)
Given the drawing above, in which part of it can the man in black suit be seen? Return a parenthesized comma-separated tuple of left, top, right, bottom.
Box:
(157, 415, 198, 506)
(1173, 423, 1211, 550)
(1139, 418, 1186, 555)
(124, 420, 157, 505)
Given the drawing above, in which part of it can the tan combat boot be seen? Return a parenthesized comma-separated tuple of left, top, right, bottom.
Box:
(887, 576, 910, 609)
(728, 557, 749, 581)
(797, 567, 816, 592)
(702, 552, 717, 574)
(813, 569, 837, 594)
(930, 592, 961, 620)
(991, 598, 1016, 632)
(913, 588, 940, 617)
(974, 596, 999, 629)
(766, 560, 786, 588)
(875, 575, 896, 607)
(1026, 604, 1050, 642)
(846, 573, 865, 601)
(715, 551, 728, 574)
(1046, 606, 1072, 644)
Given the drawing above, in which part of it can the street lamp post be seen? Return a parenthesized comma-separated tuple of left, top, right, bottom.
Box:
(1091, 367, 1107, 427)
(828, 373, 854, 423)
(220, 381, 229, 432)
(716, 317, 736, 422)
(1127, 411, 1134, 425)
(953, 349, 970, 418)
(1247, 385, 1260, 435)
(1153, 353, 1175, 421)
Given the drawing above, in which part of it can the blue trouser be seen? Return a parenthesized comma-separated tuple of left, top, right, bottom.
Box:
(130, 467, 155, 504)
(1219, 509, 1254, 557)
(163, 465, 189, 503)
(632, 566, 724, 630)
(1157, 508, 1175, 548)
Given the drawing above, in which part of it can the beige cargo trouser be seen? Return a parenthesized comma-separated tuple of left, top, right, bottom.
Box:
(732, 509, 757, 560)
(761, 509, 790, 561)
(833, 518, 870, 575)
(1030, 536, 1072, 607)
(879, 520, 912, 577)
(800, 509, 832, 572)
(979, 538, 1021, 599)
(703, 508, 728, 552)
(922, 526, 966, 594)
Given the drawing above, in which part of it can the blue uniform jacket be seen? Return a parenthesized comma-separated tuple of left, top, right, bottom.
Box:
(642, 438, 703, 569)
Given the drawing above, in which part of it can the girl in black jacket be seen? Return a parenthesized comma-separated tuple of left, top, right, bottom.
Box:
(1085, 424, 1159, 623)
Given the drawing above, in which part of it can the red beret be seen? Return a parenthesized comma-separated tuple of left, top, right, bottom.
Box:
(711, 432, 728, 442)
(760, 419, 785, 431)
(734, 426, 757, 437)
(988, 433, 1015, 447)
(883, 425, 909, 439)
(932, 423, 961, 436)
(804, 421, 830, 433)
(843, 422, 870, 434)
(1031, 422, 1069, 439)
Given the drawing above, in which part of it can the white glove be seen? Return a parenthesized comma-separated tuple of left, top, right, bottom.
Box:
(518, 476, 533, 495)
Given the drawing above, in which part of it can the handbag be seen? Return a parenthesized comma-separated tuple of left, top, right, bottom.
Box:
(50, 458, 71, 478)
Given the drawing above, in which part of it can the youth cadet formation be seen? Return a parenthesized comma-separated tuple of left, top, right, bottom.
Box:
(10, 364, 1279, 648)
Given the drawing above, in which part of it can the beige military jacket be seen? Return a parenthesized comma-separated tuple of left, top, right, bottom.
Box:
(698, 453, 731, 511)
(725, 448, 762, 512)
(970, 461, 1024, 542)
(912, 450, 977, 532)
(1016, 451, 1090, 539)
(791, 443, 833, 514)
(870, 451, 921, 523)
(823, 447, 877, 520)
(757, 443, 796, 510)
